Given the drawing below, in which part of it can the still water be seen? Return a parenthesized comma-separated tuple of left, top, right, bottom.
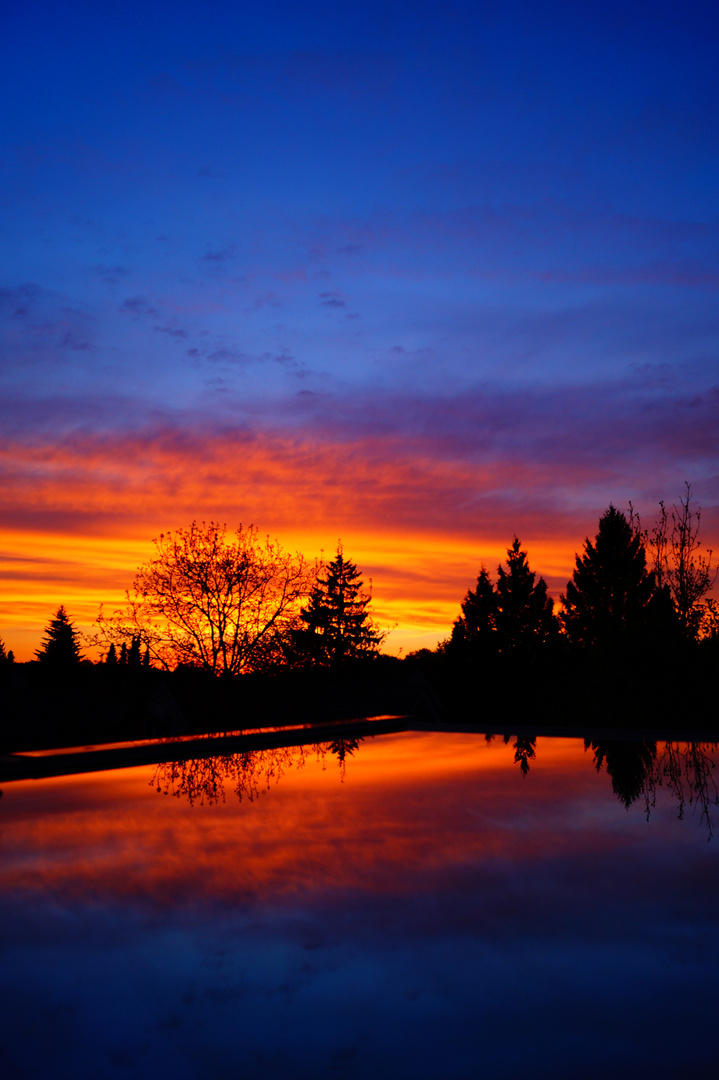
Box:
(1, 731, 717, 1079)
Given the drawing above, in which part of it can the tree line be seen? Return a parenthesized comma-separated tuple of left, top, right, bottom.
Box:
(446, 485, 716, 664)
(3, 484, 716, 676)
(8, 534, 384, 674)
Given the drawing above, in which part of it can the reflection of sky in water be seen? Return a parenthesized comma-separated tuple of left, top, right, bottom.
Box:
(1, 732, 717, 1078)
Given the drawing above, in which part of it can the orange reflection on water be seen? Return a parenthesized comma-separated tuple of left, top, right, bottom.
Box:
(0, 733, 612, 910)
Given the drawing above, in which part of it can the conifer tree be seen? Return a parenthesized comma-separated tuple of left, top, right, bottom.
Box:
(292, 545, 384, 666)
(106, 643, 118, 665)
(450, 567, 497, 656)
(128, 635, 142, 667)
(495, 538, 557, 651)
(449, 539, 556, 659)
(0, 636, 15, 663)
(35, 606, 83, 665)
(561, 506, 657, 648)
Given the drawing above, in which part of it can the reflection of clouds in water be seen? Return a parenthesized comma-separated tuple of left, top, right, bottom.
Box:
(152, 734, 719, 832)
(2, 837, 718, 1078)
(1, 733, 718, 1077)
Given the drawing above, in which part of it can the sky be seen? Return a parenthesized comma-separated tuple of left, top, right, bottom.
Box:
(2, 0, 719, 659)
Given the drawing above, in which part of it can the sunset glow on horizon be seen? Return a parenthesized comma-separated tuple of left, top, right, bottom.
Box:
(2, 1, 718, 660)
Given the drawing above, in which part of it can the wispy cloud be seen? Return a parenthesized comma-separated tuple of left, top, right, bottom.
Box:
(119, 295, 159, 317)
(319, 290, 346, 308)
(202, 245, 236, 263)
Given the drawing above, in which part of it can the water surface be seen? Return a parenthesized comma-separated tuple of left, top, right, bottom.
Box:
(1, 731, 717, 1079)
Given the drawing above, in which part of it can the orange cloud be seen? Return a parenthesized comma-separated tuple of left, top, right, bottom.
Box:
(0, 424, 686, 659)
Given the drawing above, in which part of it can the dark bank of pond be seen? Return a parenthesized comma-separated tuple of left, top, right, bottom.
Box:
(0, 729, 717, 1079)
(2, 644, 718, 754)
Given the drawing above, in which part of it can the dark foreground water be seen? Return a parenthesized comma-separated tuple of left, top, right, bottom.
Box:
(1, 731, 717, 1080)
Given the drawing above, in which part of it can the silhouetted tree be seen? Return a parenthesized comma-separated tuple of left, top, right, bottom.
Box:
(702, 599, 719, 640)
(128, 634, 142, 667)
(106, 643, 118, 665)
(35, 606, 83, 665)
(97, 521, 313, 674)
(495, 538, 557, 651)
(648, 484, 716, 640)
(450, 539, 556, 659)
(290, 544, 384, 666)
(119, 641, 128, 664)
(0, 637, 14, 663)
(561, 506, 657, 649)
(450, 566, 497, 658)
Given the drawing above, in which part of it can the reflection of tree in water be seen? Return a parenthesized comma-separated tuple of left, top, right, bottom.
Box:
(512, 736, 537, 776)
(587, 740, 719, 837)
(586, 740, 658, 809)
(327, 737, 361, 779)
(150, 737, 364, 806)
(485, 734, 537, 776)
(487, 733, 718, 835)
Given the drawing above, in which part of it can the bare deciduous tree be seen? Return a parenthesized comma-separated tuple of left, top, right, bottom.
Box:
(648, 484, 716, 640)
(97, 522, 314, 674)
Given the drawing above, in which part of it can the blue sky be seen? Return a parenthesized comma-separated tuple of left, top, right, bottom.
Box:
(2, 0, 718, 653)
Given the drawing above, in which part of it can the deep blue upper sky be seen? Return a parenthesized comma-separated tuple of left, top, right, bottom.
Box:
(2, 0, 718, 539)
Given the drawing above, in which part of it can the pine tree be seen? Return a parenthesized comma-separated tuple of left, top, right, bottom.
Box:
(0, 636, 15, 663)
(106, 643, 118, 665)
(495, 538, 557, 651)
(561, 506, 657, 648)
(449, 540, 556, 660)
(292, 545, 384, 666)
(450, 566, 497, 657)
(128, 635, 142, 667)
(35, 606, 83, 665)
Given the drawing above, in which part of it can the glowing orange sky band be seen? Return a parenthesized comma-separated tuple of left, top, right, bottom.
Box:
(1, 427, 710, 660)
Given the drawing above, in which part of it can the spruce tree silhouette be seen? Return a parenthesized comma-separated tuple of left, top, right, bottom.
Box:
(450, 566, 497, 658)
(291, 544, 384, 666)
(35, 606, 83, 665)
(128, 635, 142, 667)
(587, 740, 658, 808)
(450, 539, 556, 659)
(562, 506, 656, 649)
(495, 537, 557, 651)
